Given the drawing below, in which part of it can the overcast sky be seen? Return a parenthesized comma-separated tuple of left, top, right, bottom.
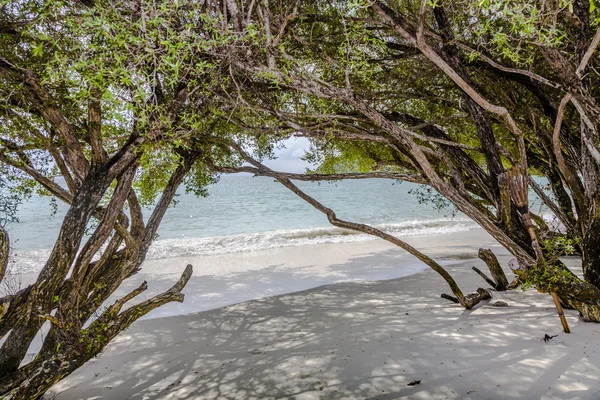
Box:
(261, 137, 313, 172)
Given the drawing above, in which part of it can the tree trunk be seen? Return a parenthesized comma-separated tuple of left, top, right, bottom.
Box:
(478, 248, 509, 290)
(582, 219, 600, 290)
(0, 265, 192, 398)
(0, 226, 7, 284)
(0, 167, 115, 379)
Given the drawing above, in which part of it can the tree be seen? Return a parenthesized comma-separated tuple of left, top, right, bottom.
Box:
(202, 0, 600, 321)
(0, 1, 241, 397)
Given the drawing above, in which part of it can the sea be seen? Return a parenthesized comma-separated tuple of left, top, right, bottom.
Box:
(4, 173, 557, 320)
(6, 175, 481, 274)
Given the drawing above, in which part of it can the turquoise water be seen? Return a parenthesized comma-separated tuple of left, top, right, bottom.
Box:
(7, 175, 480, 273)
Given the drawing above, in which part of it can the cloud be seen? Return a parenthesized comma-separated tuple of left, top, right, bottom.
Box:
(262, 137, 313, 173)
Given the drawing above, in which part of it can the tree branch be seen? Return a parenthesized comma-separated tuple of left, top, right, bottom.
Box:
(212, 165, 427, 184)
(227, 146, 495, 309)
(106, 264, 193, 333)
(0, 227, 8, 285)
(88, 88, 105, 165)
(576, 26, 600, 79)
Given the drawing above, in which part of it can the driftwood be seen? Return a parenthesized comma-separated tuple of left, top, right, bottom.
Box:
(472, 267, 497, 289)
(473, 248, 510, 291)
(441, 288, 491, 307)
(441, 293, 459, 303)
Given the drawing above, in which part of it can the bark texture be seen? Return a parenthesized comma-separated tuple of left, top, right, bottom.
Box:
(476, 248, 510, 291)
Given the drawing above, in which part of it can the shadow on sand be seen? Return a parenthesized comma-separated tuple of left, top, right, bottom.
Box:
(46, 252, 600, 400)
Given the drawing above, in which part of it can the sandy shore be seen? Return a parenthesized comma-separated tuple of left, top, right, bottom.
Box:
(44, 232, 600, 399)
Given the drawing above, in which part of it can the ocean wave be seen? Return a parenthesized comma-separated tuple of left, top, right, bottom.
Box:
(8, 218, 478, 273)
(145, 218, 478, 260)
(5, 249, 52, 275)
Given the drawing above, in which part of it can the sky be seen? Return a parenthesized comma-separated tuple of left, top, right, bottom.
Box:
(261, 137, 313, 173)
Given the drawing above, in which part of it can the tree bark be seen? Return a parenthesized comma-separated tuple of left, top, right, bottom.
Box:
(0, 226, 8, 284)
(582, 219, 600, 290)
(0, 265, 193, 399)
(478, 248, 509, 291)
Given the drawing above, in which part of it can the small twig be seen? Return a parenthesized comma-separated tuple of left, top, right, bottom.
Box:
(472, 266, 497, 289)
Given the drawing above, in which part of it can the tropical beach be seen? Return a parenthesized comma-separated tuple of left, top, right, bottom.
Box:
(46, 231, 600, 400)
(3, 1, 600, 398)
(10, 188, 594, 399)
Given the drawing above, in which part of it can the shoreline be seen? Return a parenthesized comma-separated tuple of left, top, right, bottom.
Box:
(91, 227, 506, 319)
(45, 234, 600, 399)
(12, 228, 503, 360)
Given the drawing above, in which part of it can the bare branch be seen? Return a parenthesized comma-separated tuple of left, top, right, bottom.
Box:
(139, 151, 199, 261)
(108, 264, 193, 331)
(576, 26, 600, 79)
(225, 148, 495, 309)
(212, 164, 427, 184)
(552, 93, 587, 208)
(528, 179, 575, 234)
(103, 281, 148, 319)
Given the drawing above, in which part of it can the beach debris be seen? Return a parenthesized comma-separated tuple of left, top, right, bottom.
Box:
(441, 294, 459, 303)
(473, 248, 510, 291)
(441, 288, 491, 307)
(407, 380, 421, 386)
(492, 301, 508, 307)
(543, 334, 558, 343)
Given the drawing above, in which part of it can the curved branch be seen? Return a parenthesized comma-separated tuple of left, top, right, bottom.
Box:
(212, 165, 427, 184)
(552, 93, 588, 209)
(105, 264, 193, 333)
(227, 147, 493, 309)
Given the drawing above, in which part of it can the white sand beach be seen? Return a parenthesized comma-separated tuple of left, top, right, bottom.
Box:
(42, 229, 600, 400)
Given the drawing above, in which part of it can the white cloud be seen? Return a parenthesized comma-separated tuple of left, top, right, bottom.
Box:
(263, 137, 313, 173)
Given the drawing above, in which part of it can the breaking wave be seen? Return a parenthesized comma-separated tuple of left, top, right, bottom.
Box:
(9, 218, 478, 274)
(145, 218, 478, 260)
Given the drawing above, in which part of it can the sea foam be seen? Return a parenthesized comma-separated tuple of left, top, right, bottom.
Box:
(146, 218, 478, 259)
(8, 217, 478, 274)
